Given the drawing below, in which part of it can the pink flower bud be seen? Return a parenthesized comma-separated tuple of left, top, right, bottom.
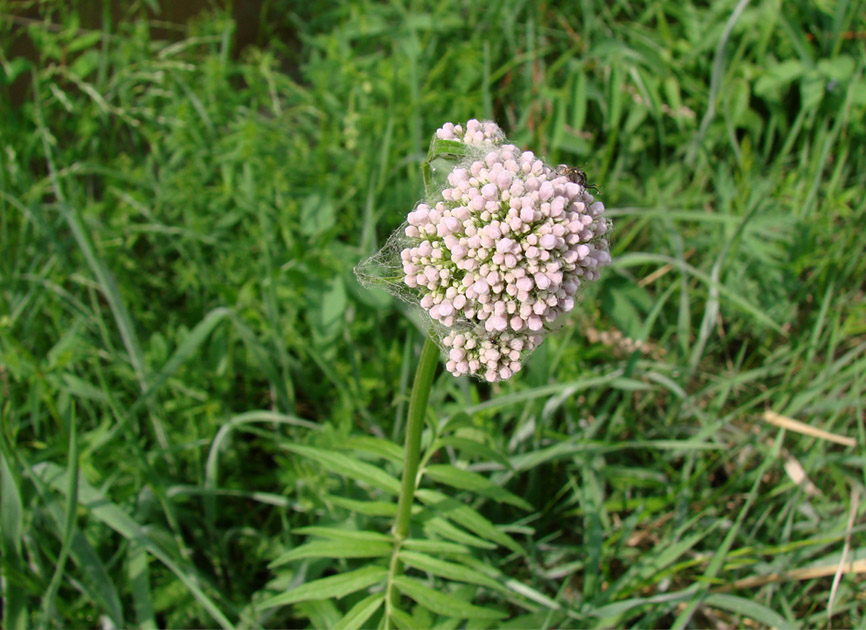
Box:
(484, 223, 501, 239)
(539, 233, 556, 250)
(482, 183, 498, 200)
(534, 273, 551, 290)
(496, 237, 514, 253)
(516, 276, 533, 292)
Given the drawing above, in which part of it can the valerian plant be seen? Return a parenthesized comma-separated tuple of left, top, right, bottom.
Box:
(260, 120, 610, 628)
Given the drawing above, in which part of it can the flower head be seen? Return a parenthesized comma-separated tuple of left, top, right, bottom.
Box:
(357, 120, 611, 381)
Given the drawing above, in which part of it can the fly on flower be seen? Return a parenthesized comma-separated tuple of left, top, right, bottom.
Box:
(555, 164, 599, 194)
(356, 120, 611, 382)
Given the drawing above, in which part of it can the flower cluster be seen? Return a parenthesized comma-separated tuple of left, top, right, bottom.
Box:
(396, 120, 611, 381)
(436, 120, 505, 145)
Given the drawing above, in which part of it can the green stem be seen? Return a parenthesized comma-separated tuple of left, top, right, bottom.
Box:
(385, 335, 439, 624)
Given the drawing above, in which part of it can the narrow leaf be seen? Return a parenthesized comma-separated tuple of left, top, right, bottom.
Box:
(325, 495, 398, 517)
(0, 448, 27, 630)
(703, 594, 795, 630)
(423, 516, 497, 550)
(399, 550, 505, 591)
(393, 575, 507, 620)
(332, 593, 385, 630)
(40, 408, 79, 625)
(292, 527, 393, 543)
(128, 542, 157, 629)
(417, 489, 525, 554)
(32, 463, 234, 630)
(282, 444, 401, 495)
(259, 566, 388, 609)
(342, 436, 404, 463)
(402, 539, 472, 555)
(269, 540, 392, 568)
(437, 436, 513, 470)
(425, 464, 532, 510)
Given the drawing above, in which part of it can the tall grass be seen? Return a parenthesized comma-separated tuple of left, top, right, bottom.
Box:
(1, 0, 865, 627)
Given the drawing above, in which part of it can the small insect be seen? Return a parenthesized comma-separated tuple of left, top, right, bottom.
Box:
(555, 164, 599, 194)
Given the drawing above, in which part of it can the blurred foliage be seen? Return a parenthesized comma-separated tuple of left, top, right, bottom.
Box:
(1, 0, 865, 628)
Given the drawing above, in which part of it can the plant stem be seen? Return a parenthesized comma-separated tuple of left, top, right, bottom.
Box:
(393, 335, 438, 538)
(385, 335, 438, 623)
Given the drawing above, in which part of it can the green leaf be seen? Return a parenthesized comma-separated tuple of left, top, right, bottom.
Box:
(417, 489, 525, 554)
(817, 55, 855, 82)
(296, 599, 341, 629)
(402, 539, 472, 555)
(588, 587, 698, 619)
(343, 436, 404, 463)
(308, 275, 347, 341)
(0, 58, 32, 85)
(501, 577, 561, 610)
(128, 542, 157, 629)
(392, 576, 506, 620)
(332, 593, 385, 630)
(423, 516, 496, 550)
(282, 444, 401, 495)
(139, 307, 233, 408)
(69, 49, 99, 78)
(1, 448, 27, 630)
(41, 497, 125, 625)
(613, 253, 784, 333)
(292, 527, 393, 543)
(324, 495, 398, 517)
(67, 31, 102, 52)
(259, 566, 388, 609)
(300, 194, 336, 236)
(205, 411, 320, 533)
(703, 594, 795, 630)
(398, 551, 505, 592)
(436, 436, 513, 470)
(31, 463, 234, 630)
(387, 606, 417, 630)
(425, 464, 532, 510)
(40, 409, 79, 626)
(269, 540, 392, 568)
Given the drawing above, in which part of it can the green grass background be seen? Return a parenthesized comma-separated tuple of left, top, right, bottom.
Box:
(1, 0, 865, 627)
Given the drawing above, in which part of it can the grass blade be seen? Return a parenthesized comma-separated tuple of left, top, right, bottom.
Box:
(0, 446, 28, 630)
(39, 405, 79, 626)
(31, 462, 235, 630)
